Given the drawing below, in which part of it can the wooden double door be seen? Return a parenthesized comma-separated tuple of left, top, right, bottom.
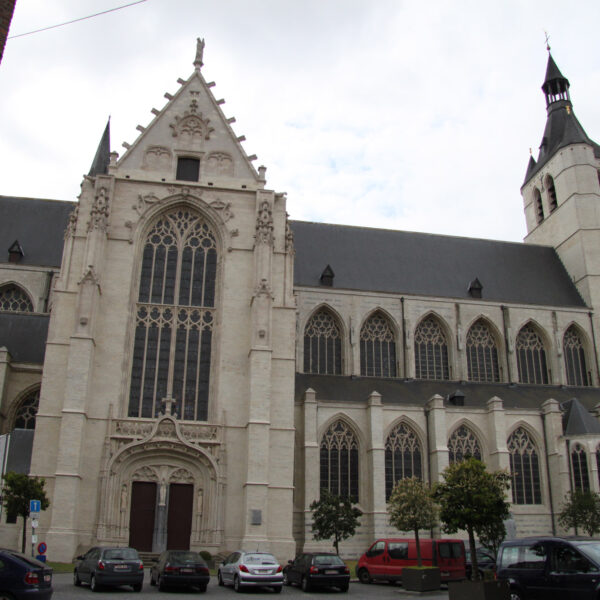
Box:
(128, 482, 193, 551)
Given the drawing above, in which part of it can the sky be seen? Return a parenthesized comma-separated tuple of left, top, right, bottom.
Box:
(1, 0, 600, 243)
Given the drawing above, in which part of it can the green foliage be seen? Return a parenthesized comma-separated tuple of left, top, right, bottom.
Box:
(310, 489, 362, 555)
(2, 472, 50, 552)
(559, 490, 600, 537)
(477, 516, 506, 560)
(387, 477, 438, 566)
(434, 458, 510, 580)
(199, 550, 212, 561)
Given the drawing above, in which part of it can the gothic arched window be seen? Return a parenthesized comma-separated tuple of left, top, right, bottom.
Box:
(385, 422, 422, 500)
(320, 420, 359, 501)
(563, 326, 590, 386)
(516, 324, 549, 385)
(360, 312, 397, 378)
(304, 308, 342, 375)
(0, 284, 33, 313)
(546, 175, 558, 212)
(533, 188, 544, 224)
(466, 319, 501, 383)
(414, 316, 449, 380)
(571, 443, 590, 492)
(128, 208, 217, 421)
(448, 425, 482, 464)
(508, 427, 542, 504)
(13, 388, 40, 430)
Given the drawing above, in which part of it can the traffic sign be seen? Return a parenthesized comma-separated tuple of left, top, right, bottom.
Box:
(29, 500, 41, 514)
(31, 519, 39, 529)
(37, 542, 47, 555)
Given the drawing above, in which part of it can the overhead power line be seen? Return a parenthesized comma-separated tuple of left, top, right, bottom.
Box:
(8, 0, 149, 40)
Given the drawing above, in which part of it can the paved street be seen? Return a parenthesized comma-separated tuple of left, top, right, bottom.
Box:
(51, 572, 450, 599)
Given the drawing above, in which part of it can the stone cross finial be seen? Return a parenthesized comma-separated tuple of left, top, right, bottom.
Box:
(194, 38, 205, 70)
(544, 30, 551, 53)
(161, 393, 177, 417)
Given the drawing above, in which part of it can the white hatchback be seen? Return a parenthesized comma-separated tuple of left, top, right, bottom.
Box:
(218, 551, 283, 593)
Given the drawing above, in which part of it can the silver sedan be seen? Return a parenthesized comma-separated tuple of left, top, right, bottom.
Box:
(217, 551, 283, 593)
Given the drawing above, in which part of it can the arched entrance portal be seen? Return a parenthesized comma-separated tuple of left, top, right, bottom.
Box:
(97, 415, 224, 553)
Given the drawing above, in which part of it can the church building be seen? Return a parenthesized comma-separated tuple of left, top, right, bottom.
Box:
(1, 42, 600, 562)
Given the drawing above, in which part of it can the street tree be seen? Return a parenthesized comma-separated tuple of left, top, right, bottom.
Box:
(388, 477, 438, 566)
(310, 490, 362, 555)
(2, 472, 50, 552)
(559, 490, 600, 537)
(434, 458, 510, 581)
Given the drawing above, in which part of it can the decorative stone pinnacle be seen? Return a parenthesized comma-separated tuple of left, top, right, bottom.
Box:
(161, 393, 177, 417)
(194, 38, 205, 70)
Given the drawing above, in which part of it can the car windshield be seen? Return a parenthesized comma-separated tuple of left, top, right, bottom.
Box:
(314, 555, 344, 566)
(103, 548, 138, 560)
(244, 554, 277, 565)
(169, 551, 202, 563)
(574, 542, 600, 566)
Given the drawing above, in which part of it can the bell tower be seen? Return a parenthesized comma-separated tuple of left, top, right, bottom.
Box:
(522, 52, 600, 309)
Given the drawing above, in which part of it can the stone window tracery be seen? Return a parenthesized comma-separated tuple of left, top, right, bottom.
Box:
(508, 427, 542, 504)
(563, 326, 590, 386)
(385, 422, 422, 500)
(414, 316, 449, 380)
(448, 425, 482, 464)
(304, 308, 342, 375)
(13, 388, 40, 430)
(516, 324, 549, 385)
(360, 312, 396, 377)
(128, 208, 217, 421)
(466, 319, 500, 383)
(0, 284, 33, 312)
(320, 420, 359, 502)
(571, 443, 590, 492)
(534, 188, 544, 224)
(546, 175, 558, 212)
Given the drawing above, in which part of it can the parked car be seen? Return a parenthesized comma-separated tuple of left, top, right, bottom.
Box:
(73, 546, 144, 592)
(218, 551, 283, 593)
(283, 552, 350, 592)
(150, 550, 210, 592)
(497, 536, 600, 600)
(0, 548, 53, 600)
(465, 546, 496, 580)
(357, 538, 466, 584)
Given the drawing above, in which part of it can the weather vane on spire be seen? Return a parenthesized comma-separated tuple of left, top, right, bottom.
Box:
(194, 37, 205, 70)
(544, 30, 551, 53)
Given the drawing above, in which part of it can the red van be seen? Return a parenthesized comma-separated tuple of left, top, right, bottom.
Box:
(356, 538, 466, 584)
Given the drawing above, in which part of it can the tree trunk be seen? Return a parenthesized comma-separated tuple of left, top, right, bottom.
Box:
(21, 514, 27, 553)
(467, 526, 479, 581)
(415, 528, 422, 567)
(334, 532, 339, 555)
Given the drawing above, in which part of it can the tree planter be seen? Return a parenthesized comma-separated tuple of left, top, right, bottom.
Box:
(402, 567, 441, 592)
(448, 579, 510, 600)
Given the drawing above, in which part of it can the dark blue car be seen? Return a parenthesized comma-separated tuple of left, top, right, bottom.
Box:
(0, 548, 53, 599)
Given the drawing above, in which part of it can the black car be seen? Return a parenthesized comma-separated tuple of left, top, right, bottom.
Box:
(497, 536, 600, 600)
(465, 546, 496, 579)
(73, 546, 144, 592)
(0, 549, 53, 600)
(283, 552, 350, 592)
(150, 550, 210, 592)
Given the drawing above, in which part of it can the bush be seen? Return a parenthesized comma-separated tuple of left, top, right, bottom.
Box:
(199, 550, 212, 561)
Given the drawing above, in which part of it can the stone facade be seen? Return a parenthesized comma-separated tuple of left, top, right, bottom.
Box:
(2, 45, 600, 562)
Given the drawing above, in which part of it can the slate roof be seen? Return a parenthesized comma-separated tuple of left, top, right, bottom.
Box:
(89, 120, 111, 177)
(561, 397, 600, 435)
(0, 313, 50, 363)
(0, 196, 75, 267)
(291, 221, 586, 307)
(295, 373, 600, 413)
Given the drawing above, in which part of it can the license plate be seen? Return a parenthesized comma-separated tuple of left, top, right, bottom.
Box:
(256, 568, 270, 573)
(181, 568, 193, 573)
(114, 565, 130, 571)
(325, 570, 338, 574)
(441, 571, 449, 577)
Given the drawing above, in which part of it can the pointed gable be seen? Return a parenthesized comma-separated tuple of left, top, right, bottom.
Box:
(88, 119, 111, 176)
(561, 398, 600, 435)
(116, 42, 260, 187)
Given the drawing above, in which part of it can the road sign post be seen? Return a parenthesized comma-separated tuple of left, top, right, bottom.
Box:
(29, 500, 41, 557)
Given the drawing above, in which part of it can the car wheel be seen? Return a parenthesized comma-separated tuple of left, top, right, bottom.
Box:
(150, 572, 156, 586)
(358, 568, 371, 584)
(132, 583, 142, 592)
(234, 575, 242, 592)
(282, 570, 290, 586)
(158, 575, 166, 592)
(272, 586, 282, 594)
(339, 583, 349, 592)
(197, 584, 207, 593)
(90, 574, 99, 592)
(218, 570, 224, 586)
(73, 569, 82, 586)
(0, 593, 15, 600)
(301, 575, 312, 592)
(510, 590, 523, 600)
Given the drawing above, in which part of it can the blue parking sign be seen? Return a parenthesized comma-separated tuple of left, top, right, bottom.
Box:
(29, 500, 41, 514)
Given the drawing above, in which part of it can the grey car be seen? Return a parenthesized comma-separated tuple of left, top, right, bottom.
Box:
(73, 546, 144, 592)
(218, 551, 283, 593)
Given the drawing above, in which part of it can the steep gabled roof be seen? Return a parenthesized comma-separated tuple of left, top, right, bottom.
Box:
(0, 196, 75, 267)
(561, 397, 600, 435)
(88, 119, 111, 177)
(291, 220, 586, 307)
(0, 313, 50, 363)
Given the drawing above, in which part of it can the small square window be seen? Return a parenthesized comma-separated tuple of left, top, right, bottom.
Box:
(176, 158, 200, 182)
